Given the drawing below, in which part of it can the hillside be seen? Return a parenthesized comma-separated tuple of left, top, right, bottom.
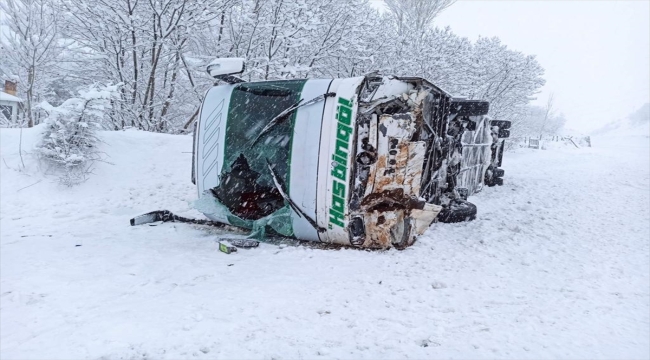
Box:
(592, 103, 650, 137)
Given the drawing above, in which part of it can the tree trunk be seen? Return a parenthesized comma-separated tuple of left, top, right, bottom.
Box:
(26, 66, 34, 127)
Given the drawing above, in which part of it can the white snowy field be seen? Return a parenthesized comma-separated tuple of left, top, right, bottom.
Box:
(1, 126, 648, 359)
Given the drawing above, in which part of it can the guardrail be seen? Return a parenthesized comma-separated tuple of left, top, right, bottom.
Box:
(511, 136, 592, 149)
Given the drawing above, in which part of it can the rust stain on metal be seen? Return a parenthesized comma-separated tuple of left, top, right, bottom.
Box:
(362, 210, 405, 248)
(405, 142, 426, 195)
(356, 104, 440, 248)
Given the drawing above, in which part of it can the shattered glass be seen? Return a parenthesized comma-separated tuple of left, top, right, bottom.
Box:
(198, 80, 306, 238)
(194, 193, 293, 239)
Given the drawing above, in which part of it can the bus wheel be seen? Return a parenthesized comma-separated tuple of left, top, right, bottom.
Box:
(437, 200, 477, 223)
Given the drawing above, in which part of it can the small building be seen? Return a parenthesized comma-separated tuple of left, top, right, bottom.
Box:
(0, 80, 23, 123)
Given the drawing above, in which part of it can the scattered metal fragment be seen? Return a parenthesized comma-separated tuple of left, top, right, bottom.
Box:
(222, 238, 260, 248)
(218, 241, 237, 254)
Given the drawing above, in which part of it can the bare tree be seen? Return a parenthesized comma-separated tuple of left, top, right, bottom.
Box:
(0, 0, 62, 127)
(60, 0, 225, 131)
(384, 0, 455, 36)
(539, 93, 554, 138)
(0, 0, 545, 134)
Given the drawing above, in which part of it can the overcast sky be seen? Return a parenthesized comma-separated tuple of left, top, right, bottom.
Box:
(372, 0, 650, 132)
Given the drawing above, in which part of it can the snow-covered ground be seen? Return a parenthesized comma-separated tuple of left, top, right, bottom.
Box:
(1, 126, 648, 359)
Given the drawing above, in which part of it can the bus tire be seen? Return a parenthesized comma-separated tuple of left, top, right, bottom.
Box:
(437, 200, 477, 223)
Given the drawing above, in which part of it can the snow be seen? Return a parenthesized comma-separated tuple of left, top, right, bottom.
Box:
(1, 127, 649, 359)
(0, 92, 23, 102)
(592, 103, 650, 138)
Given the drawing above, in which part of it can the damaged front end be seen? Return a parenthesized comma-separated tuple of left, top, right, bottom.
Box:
(344, 77, 489, 248)
(347, 80, 441, 248)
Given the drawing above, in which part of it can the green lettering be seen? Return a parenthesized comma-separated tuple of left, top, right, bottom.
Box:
(338, 97, 352, 108)
(337, 122, 352, 143)
(329, 211, 344, 227)
(336, 105, 353, 126)
(329, 97, 354, 229)
(333, 152, 347, 168)
(333, 180, 346, 198)
(335, 138, 348, 159)
(331, 195, 345, 214)
(331, 160, 346, 181)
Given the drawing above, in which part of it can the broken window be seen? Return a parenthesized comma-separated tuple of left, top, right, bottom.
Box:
(210, 80, 306, 222)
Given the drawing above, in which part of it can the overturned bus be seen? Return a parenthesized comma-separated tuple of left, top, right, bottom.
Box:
(189, 58, 510, 249)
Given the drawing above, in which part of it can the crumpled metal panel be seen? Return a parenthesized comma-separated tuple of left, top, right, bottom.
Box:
(363, 209, 406, 248)
(367, 113, 424, 195)
(411, 203, 443, 235)
(359, 108, 440, 248)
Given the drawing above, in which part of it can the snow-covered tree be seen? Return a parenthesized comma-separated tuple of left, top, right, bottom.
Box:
(36, 84, 120, 185)
(463, 37, 545, 120)
(0, 0, 546, 133)
(0, 0, 63, 127)
(58, 0, 227, 131)
(509, 103, 567, 139)
(384, 0, 455, 36)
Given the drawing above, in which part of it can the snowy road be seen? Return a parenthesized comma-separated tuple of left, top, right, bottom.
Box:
(1, 128, 648, 359)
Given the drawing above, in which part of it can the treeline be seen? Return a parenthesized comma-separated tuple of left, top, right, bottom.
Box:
(1, 0, 546, 133)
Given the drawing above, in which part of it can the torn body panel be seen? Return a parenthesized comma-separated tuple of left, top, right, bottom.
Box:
(347, 82, 448, 248)
(353, 112, 431, 248)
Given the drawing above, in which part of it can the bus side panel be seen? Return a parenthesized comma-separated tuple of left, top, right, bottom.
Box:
(195, 85, 235, 223)
(289, 79, 333, 242)
(316, 77, 365, 245)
